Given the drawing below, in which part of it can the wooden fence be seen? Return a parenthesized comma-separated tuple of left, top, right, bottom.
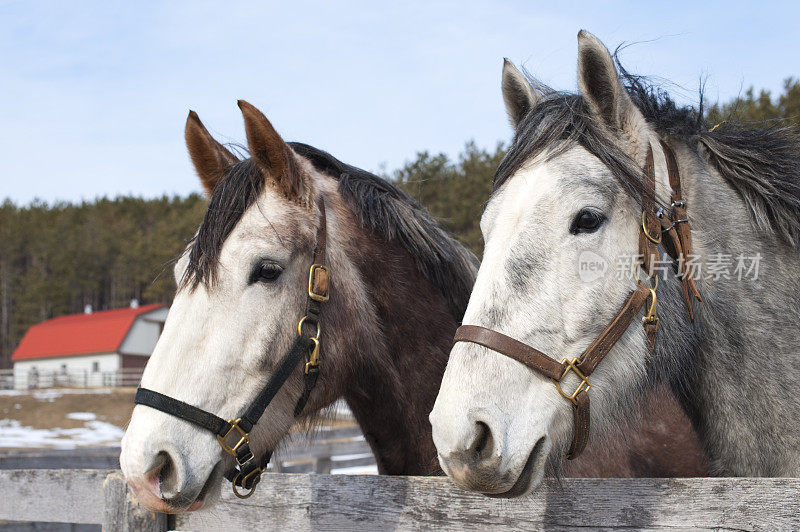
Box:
(1, 469, 798, 531)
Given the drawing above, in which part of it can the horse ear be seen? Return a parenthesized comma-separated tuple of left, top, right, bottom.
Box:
(237, 100, 305, 201)
(576, 30, 637, 131)
(502, 59, 541, 129)
(185, 111, 238, 197)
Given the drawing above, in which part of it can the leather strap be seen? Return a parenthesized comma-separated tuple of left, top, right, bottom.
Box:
(576, 283, 651, 375)
(454, 325, 566, 380)
(238, 334, 316, 432)
(660, 141, 702, 319)
(569, 390, 590, 459)
(134, 388, 230, 436)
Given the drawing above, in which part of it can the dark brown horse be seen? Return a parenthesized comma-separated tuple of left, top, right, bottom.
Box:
(121, 101, 704, 513)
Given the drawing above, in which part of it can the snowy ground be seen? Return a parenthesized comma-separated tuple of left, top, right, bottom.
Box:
(0, 413, 125, 449)
(0, 387, 114, 401)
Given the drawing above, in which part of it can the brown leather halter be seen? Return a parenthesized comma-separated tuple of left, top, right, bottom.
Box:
(454, 141, 701, 459)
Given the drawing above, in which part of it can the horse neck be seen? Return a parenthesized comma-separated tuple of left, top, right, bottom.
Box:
(318, 191, 458, 475)
(664, 142, 800, 475)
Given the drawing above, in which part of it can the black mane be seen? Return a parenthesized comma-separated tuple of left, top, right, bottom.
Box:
(290, 142, 477, 319)
(182, 143, 477, 321)
(182, 158, 265, 290)
(496, 62, 800, 245)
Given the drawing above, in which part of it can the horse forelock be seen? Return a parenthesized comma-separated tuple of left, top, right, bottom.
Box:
(181, 158, 268, 290)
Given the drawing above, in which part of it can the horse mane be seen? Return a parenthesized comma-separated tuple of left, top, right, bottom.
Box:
(181, 158, 265, 290)
(289, 142, 478, 320)
(181, 143, 477, 322)
(495, 61, 800, 246)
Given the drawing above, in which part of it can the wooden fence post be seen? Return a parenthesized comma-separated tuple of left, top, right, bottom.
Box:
(313, 457, 332, 474)
(103, 473, 168, 532)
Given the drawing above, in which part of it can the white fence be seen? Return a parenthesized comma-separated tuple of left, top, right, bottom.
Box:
(1, 470, 798, 530)
(0, 368, 144, 390)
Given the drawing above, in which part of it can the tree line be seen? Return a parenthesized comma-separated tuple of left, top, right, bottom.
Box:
(1, 80, 798, 368)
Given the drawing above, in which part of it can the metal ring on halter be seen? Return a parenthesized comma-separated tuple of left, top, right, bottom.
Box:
(642, 211, 662, 244)
(231, 469, 262, 499)
(297, 316, 321, 340)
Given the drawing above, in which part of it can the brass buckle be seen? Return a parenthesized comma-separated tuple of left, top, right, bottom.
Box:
(308, 264, 331, 302)
(216, 418, 250, 457)
(643, 286, 659, 328)
(305, 337, 320, 374)
(642, 211, 662, 244)
(552, 358, 591, 406)
(232, 468, 262, 499)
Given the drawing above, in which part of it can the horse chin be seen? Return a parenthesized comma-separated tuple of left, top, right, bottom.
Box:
(128, 460, 224, 514)
(175, 461, 225, 513)
(443, 434, 552, 497)
(487, 435, 551, 498)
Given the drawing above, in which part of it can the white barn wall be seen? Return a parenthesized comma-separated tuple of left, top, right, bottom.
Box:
(13, 353, 120, 389)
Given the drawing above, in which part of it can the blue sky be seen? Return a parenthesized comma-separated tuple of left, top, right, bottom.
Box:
(1, 1, 798, 204)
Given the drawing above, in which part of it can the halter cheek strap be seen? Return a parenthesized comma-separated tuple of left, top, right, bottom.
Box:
(134, 200, 330, 499)
(454, 141, 700, 460)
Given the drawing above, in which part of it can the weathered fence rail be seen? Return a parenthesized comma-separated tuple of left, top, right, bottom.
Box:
(0, 469, 111, 525)
(1, 469, 799, 531)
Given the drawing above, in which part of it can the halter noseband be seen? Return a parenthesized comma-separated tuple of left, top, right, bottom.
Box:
(134, 200, 331, 499)
(454, 141, 701, 459)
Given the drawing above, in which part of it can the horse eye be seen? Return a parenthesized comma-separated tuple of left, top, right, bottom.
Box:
(570, 209, 605, 234)
(253, 262, 282, 283)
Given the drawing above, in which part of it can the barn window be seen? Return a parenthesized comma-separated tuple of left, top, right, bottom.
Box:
(92, 362, 99, 372)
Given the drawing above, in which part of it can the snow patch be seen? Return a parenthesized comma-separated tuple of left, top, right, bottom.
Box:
(0, 388, 115, 401)
(66, 412, 97, 421)
(0, 419, 124, 449)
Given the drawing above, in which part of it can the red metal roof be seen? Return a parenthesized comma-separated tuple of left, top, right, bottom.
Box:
(11, 304, 165, 361)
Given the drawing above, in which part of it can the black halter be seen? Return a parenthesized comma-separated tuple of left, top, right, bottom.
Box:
(134, 200, 330, 499)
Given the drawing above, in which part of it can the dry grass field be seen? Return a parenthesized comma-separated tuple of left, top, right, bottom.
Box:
(0, 388, 135, 431)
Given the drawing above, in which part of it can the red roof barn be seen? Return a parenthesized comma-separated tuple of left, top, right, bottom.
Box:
(11, 303, 168, 388)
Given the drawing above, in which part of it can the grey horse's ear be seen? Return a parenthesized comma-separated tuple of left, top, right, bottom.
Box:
(185, 111, 238, 197)
(576, 30, 636, 131)
(502, 59, 541, 129)
(238, 100, 307, 202)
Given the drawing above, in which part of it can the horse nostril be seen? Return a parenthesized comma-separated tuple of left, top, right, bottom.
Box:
(471, 421, 494, 461)
(146, 450, 180, 497)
